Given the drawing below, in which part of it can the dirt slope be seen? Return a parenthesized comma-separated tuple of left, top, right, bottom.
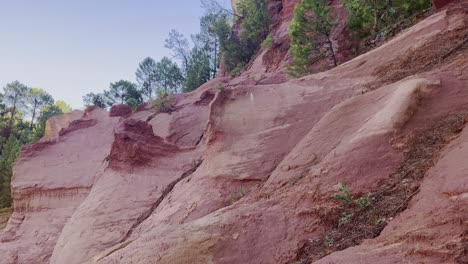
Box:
(0, 2, 467, 264)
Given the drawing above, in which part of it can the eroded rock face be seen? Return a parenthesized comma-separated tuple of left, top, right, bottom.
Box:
(433, 0, 457, 9)
(1, 3, 467, 264)
(109, 104, 132, 117)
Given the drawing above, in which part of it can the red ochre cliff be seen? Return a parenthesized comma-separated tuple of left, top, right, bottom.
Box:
(0, 1, 467, 263)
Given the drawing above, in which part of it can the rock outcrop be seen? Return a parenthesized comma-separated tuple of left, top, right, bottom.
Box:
(1, 2, 467, 264)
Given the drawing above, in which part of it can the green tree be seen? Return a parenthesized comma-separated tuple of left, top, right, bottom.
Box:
(136, 57, 158, 100)
(27, 88, 54, 129)
(155, 57, 184, 94)
(237, 0, 270, 49)
(221, 0, 269, 74)
(55, 100, 72, 113)
(0, 136, 22, 208)
(104, 80, 142, 107)
(344, 0, 431, 36)
(184, 36, 212, 92)
(200, 13, 231, 78)
(2, 81, 30, 138)
(289, 0, 337, 77)
(34, 105, 64, 140)
(125, 98, 138, 110)
(165, 30, 191, 72)
(83, 93, 107, 108)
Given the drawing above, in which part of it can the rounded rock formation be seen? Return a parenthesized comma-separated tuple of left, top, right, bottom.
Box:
(109, 104, 132, 117)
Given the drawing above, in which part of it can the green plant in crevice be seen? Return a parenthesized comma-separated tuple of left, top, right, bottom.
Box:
(334, 182, 373, 208)
(335, 182, 352, 204)
(230, 187, 248, 203)
(343, 0, 432, 37)
(261, 33, 273, 49)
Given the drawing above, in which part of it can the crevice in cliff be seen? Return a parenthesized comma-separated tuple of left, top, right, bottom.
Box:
(294, 112, 467, 263)
(117, 159, 203, 243)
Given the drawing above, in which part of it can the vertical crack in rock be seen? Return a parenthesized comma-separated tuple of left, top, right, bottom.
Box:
(118, 159, 203, 243)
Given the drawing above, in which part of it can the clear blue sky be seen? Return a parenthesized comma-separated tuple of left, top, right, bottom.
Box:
(0, 0, 231, 109)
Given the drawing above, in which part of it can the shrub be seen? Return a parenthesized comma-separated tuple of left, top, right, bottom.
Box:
(230, 63, 244, 77)
(151, 92, 176, 113)
(335, 182, 352, 204)
(216, 83, 224, 90)
(126, 98, 138, 110)
(344, 0, 432, 37)
(230, 187, 247, 203)
(261, 33, 273, 49)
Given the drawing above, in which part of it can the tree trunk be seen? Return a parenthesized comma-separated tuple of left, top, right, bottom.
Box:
(213, 39, 218, 78)
(30, 103, 37, 130)
(7, 95, 18, 139)
(373, 10, 379, 33)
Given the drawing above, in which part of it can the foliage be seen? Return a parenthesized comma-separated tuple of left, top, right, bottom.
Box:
(3, 81, 29, 138)
(151, 91, 176, 113)
(183, 39, 212, 92)
(83, 79, 142, 110)
(354, 194, 372, 208)
(289, 0, 337, 77)
(34, 104, 64, 140)
(344, 0, 432, 37)
(335, 182, 373, 208)
(27, 88, 54, 130)
(237, 0, 270, 46)
(230, 63, 243, 77)
(261, 34, 273, 49)
(0, 82, 68, 209)
(55, 100, 72, 113)
(104, 80, 141, 106)
(222, 0, 270, 74)
(165, 30, 191, 71)
(0, 136, 22, 208)
(230, 187, 247, 203)
(126, 98, 138, 110)
(154, 57, 185, 94)
(335, 182, 352, 204)
(216, 83, 224, 90)
(168, 11, 231, 92)
(83, 93, 107, 108)
(136, 57, 158, 99)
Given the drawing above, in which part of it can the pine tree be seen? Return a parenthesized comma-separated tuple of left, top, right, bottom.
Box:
(3, 81, 29, 138)
(104, 80, 142, 107)
(27, 88, 54, 130)
(136, 57, 158, 100)
(289, 0, 337, 77)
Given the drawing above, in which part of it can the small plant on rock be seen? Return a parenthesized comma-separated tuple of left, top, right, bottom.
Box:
(230, 187, 247, 203)
(152, 91, 175, 113)
(261, 33, 273, 49)
(354, 193, 372, 208)
(335, 182, 352, 204)
(334, 182, 373, 208)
